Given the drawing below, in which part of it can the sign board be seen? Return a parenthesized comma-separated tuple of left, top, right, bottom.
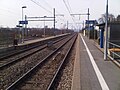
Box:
(85, 20, 97, 25)
(19, 20, 28, 24)
(16, 25, 22, 27)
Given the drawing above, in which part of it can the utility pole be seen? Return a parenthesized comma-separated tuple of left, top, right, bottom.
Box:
(54, 8, 55, 35)
(104, 0, 108, 60)
(25, 15, 27, 36)
(44, 16, 47, 38)
(67, 21, 68, 29)
(83, 21, 84, 28)
(88, 8, 90, 38)
(21, 6, 27, 43)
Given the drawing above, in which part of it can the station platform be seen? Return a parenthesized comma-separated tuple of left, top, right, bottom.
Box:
(18, 33, 69, 46)
(0, 33, 70, 55)
(71, 33, 120, 90)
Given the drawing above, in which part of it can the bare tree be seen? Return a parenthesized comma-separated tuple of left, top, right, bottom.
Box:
(98, 13, 115, 23)
(116, 15, 120, 21)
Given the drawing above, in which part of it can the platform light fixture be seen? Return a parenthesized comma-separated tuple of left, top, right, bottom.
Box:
(22, 6, 27, 21)
(22, 6, 27, 43)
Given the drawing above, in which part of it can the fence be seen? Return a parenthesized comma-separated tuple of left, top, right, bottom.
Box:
(108, 42, 120, 60)
(0, 29, 15, 49)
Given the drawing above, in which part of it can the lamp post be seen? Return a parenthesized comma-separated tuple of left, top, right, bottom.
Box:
(22, 6, 27, 43)
(54, 8, 55, 36)
(104, 0, 108, 60)
(44, 16, 47, 38)
(22, 6, 27, 21)
(88, 8, 90, 39)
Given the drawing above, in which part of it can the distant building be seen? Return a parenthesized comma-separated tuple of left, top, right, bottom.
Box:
(96, 22, 120, 48)
(84, 20, 98, 39)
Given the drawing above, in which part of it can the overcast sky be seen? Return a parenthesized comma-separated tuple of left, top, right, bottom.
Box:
(0, 0, 120, 29)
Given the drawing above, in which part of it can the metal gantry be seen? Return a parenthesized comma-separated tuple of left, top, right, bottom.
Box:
(70, 8, 90, 37)
(24, 8, 55, 37)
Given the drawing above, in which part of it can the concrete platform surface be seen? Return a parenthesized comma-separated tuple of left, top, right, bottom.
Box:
(71, 33, 120, 90)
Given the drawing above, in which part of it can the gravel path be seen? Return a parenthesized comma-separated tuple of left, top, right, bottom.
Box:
(56, 37, 76, 90)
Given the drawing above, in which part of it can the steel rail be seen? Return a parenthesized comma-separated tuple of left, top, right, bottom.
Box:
(5, 34, 76, 90)
(0, 36, 68, 69)
(0, 42, 45, 60)
(0, 46, 46, 69)
(0, 34, 70, 60)
(47, 34, 77, 90)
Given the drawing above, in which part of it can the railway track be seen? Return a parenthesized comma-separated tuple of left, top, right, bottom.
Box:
(5, 33, 77, 90)
(0, 35, 69, 69)
(0, 34, 70, 60)
(0, 33, 76, 89)
(47, 35, 77, 90)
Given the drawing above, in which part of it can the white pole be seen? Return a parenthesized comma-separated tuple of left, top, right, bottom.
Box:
(54, 8, 55, 36)
(44, 16, 46, 38)
(22, 7, 24, 43)
(104, 0, 108, 60)
(43, 16, 47, 38)
(21, 6, 27, 43)
(88, 8, 90, 38)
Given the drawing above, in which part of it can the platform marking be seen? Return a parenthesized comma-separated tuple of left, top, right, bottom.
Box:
(80, 34, 109, 90)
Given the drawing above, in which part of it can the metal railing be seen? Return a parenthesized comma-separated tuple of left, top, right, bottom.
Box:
(108, 42, 120, 60)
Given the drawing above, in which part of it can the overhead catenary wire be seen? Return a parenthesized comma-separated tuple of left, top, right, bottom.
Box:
(63, 0, 77, 29)
(29, 0, 68, 28)
(30, 0, 66, 24)
(66, 0, 73, 14)
(44, 0, 68, 27)
(35, 0, 63, 16)
(66, 0, 80, 25)
(63, 0, 71, 15)
(40, 0, 53, 10)
(66, 0, 81, 29)
(0, 8, 19, 16)
(41, 0, 66, 23)
(30, 0, 52, 14)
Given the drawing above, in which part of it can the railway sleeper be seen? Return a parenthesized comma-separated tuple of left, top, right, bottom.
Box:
(52, 51, 64, 61)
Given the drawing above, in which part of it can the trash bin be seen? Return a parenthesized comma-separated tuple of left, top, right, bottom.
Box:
(97, 37, 100, 45)
(13, 39, 18, 50)
(14, 39, 18, 46)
